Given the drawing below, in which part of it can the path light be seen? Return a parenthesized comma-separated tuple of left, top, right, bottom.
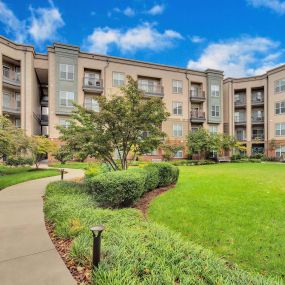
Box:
(90, 225, 105, 268)
(60, 169, 64, 180)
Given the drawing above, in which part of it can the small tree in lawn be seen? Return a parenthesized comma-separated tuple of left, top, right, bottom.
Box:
(221, 134, 237, 154)
(53, 145, 73, 164)
(30, 136, 58, 168)
(58, 76, 169, 170)
(187, 128, 210, 159)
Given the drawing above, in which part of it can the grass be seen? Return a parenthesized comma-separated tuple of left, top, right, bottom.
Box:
(44, 180, 280, 285)
(48, 161, 98, 170)
(149, 163, 285, 280)
(0, 165, 59, 190)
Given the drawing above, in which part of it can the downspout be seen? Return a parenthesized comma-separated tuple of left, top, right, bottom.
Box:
(23, 50, 27, 133)
(185, 72, 190, 134)
(103, 59, 110, 96)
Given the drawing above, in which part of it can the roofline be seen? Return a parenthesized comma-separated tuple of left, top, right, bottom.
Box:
(0, 35, 35, 54)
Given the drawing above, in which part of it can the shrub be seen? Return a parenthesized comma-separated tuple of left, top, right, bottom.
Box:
(6, 156, 33, 166)
(87, 171, 145, 208)
(170, 159, 216, 166)
(128, 167, 159, 191)
(145, 162, 179, 187)
(85, 163, 111, 179)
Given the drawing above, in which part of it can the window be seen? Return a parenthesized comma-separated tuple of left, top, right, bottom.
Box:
(138, 79, 160, 93)
(275, 102, 285, 115)
(211, 105, 220, 117)
(3, 65, 9, 78)
(276, 145, 285, 157)
(172, 80, 183, 93)
(209, 125, 218, 134)
(112, 72, 125, 87)
(236, 129, 246, 140)
(252, 129, 264, 139)
(42, 126, 49, 136)
(59, 91, 75, 107)
(84, 97, 99, 112)
(235, 111, 245, 122)
(173, 123, 183, 137)
(275, 79, 285, 93)
(84, 72, 100, 87)
(59, 118, 70, 128)
(15, 119, 21, 128)
(174, 150, 183, 158)
(172, 102, 183, 115)
(211, 84, 220, 97)
(60, 64, 74, 81)
(3, 92, 11, 107)
(191, 127, 199, 133)
(15, 93, 21, 108)
(275, 123, 285, 136)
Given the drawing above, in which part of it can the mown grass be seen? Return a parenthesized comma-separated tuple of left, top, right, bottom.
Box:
(149, 163, 285, 280)
(0, 165, 59, 190)
(48, 161, 99, 170)
(44, 181, 281, 285)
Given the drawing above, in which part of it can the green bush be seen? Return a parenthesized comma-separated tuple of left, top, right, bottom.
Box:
(6, 156, 34, 166)
(128, 167, 159, 191)
(85, 163, 111, 179)
(87, 171, 145, 208)
(145, 162, 179, 187)
(170, 159, 216, 166)
(44, 181, 280, 285)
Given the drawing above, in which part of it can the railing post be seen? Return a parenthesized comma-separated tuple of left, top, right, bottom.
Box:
(90, 225, 105, 269)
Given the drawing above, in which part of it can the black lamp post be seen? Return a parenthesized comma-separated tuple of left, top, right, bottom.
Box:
(60, 169, 64, 180)
(90, 225, 105, 268)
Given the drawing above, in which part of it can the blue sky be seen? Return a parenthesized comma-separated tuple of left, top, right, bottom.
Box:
(1, 0, 285, 77)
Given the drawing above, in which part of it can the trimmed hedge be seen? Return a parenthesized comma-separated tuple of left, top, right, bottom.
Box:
(6, 156, 33, 166)
(145, 162, 179, 187)
(87, 171, 145, 208)
(170, 159, 216, 166)
(128, 167, 159, 191)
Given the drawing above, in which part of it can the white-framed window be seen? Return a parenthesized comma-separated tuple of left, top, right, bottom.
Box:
(172, 80, 183, 93)
(3, 65, 10, 78)
(173, 123, 183, 137)
(59, 91, 75, 107)
(235, 111, 246, 122)
(209, 125, 218, 134)
(3, 92, 11, 107)
(15, 93, 21, 108)
(112, 72, 125, 87)
(275, 79, 285, 93)
(59, 64, 74, 81)
(211, 105, 220, 117)
(174, 150, 183, 158)
(276, 145, 285, 157)
(275, 102, 285, 115)
(172, 102, 183, 115)
(211, 84, 220, 97)
(275, 123, 285, 136)
(59, 118, 70, 128)
(15, 119, 21, 128)
(138, 79, 160, 93)
(84, 97, 99, 112)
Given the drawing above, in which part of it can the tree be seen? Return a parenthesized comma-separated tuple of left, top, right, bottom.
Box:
(53, 145, 73, 164)
(30, 136, 58, 168)
(187, 128, 210, 159)
(58, 76, 169, 170)
(0, 115, 30, 160)
(161, 142, 183, 161)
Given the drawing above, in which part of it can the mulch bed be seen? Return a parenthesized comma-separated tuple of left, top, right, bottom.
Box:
(45, 221, 92, 285)
(133, 184, 175, 216)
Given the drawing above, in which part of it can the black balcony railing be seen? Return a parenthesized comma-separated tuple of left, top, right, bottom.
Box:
(190, 110, 206, 120)
(189, 89, 205, 101)
(234, 97, 246, 106)
(83, 77, 103, 91)
(138, 83, 164, 97)
(3, 70, 21, 85)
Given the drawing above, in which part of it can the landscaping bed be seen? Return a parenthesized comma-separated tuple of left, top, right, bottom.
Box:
(44, 162, 280, 284)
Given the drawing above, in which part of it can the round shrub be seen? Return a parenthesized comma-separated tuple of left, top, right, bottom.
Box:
(6, 156, 33, 166)
(128, 167, 159, 192)
(85, 163, 110, 179)
(145, 163, 179, 187)
(87, 171, 145, 208)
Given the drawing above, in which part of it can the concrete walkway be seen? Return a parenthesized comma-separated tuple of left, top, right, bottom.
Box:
(0, 166, 84, 285)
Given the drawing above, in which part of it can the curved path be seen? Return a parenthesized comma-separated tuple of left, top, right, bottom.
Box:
(0, 167, 84, 285)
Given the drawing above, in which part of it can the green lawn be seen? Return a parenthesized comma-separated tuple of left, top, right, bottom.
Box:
(0, 165, 59, 190)
(48, 161, 98, 170)
(149, 163, 285, 280)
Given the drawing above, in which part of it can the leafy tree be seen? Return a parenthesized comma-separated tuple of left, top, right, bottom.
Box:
(187, 128, 210, 159)
(0, 115, 30, 160)
(53, 145, 73, 164)
(30, 136, 58, 168)
(58, 76, 169, 170)
(221, 134, 237, 153)
(161, 142, 183, 161)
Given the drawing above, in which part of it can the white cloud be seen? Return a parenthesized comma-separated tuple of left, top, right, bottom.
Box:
(28, 3, 64, 44)
(147, 4, 165, 15)
(0, 0, 64, 46)
(190, 35, 206, 43)
(84, 23, 182, 54)
(247, 0, 285, 14)
(123, 7, 135, 17)
(187, 36, 283, 77)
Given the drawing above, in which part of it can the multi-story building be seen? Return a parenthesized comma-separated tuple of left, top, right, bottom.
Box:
(224, 64, 285, 158)
(0, 35, 224, 159)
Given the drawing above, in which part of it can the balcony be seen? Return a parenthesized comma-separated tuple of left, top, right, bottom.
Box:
(138, 83, 164, 97)
(40, 96, 49, 107)
(190, 110, 206, 123)
(252, 92, 264, 107)
(236, 136, 247, 141)
(3, 70, 21, 89)
(234, 97, 246, 108)
(252, 134, 264, 141)
(189, 89, 206, 102)
(2, 104, 20, 115)
(83, 77, 103, 93)
(41, 114, 49, 126)
(252, 116, 264, 125)
(235, 118, 246, 126)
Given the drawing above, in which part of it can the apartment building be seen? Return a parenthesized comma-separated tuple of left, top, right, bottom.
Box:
(0, 36, 224, 159)
(224, 64, 285, 158)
